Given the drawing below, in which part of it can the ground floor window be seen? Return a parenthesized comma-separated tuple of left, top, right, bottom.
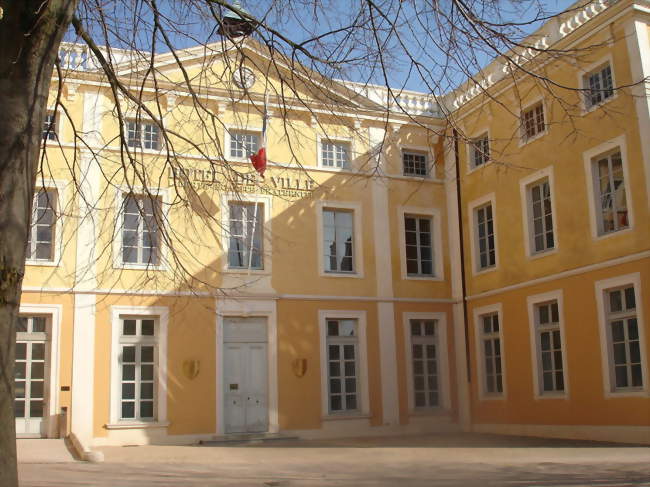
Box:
(409, 319, 439, 408)
(326, 318, 359, 413)
(15, 316, 48, 423)
(478, 311, 503, 396)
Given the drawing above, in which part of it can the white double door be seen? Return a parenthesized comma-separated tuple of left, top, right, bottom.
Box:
(223, 317, 268, 434)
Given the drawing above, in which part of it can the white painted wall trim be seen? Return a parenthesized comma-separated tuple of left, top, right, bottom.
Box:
(71, 293, 96, 447)
(402, 311, 451, 412)
(466, 250, 650, 301)
(215, 297, 279, 436)
(18, 303, 62, 438)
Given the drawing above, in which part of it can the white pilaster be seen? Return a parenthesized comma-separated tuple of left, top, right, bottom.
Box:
(625, 18, 650, 211)
(369, 126, 399, 426)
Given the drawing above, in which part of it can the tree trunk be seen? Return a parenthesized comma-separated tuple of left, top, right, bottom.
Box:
(0, 1, 77, 484)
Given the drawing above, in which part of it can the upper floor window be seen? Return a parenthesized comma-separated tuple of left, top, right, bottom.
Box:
(474, 203, 495, 270)
(527, 179, 554, 254)
(127, 120, 160, 150)
(479, 312, 503, 396)
(592, 151, 628, 235)
(321, 140, 350, 169)
(27, 189, 57, 262)
(604, 285, 643, 391)
(404, 215, 434, 277)
(521, 103, 545, 141)
(470, 134, 490, 168)
(533, 300, 565, 394)
(230, 131, 259, 159)
(121, 194, 161, 266)
(323, 208, 354, 273)
(584, 64, 614, 109)
(326, 318, 359, 413)
(119, 317, 157, 420)
(228, 202, 264, 270)
(42, 112, 57, 141)
(402, 151, 428, 177)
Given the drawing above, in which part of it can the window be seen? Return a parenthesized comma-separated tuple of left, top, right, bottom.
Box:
(470, 134, 490, 168)
(15, 316, 47, 423)
(230, 131, 259, 159)
(402, 151, 428, 177)
(533, 300, 565, 394)
(323, 208, 354, 273)
(409, 319, 439, 408)
(127, 120, 160, 150)
(605, 286, 643, 390)
(527, 179, 554, 253)
(475, 203, 496, 270)
(584, 64, 614, 109)
(27, 189, 57, 262)
(321, 140, 350, 168)
(119, 317, 157, 420)
(479, 312, 503, 395)
(521, 103, 545, 141)
(592, 151, 628, 235)
(42, 112, 57, 141)
(326, 319, 359, 413)
(404, 215, 434, 276)
(228, 202, 263, 270)
(121, 194, 161, 266)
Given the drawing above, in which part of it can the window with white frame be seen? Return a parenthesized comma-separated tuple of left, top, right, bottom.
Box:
(521, 103, 545, 141)
(527, 179, 555, 253)
(42, 112, 57, 141)
(323, 208, 354, 273)
(402, 151, 428, 177)
(228, 201, 263, 270)
(533, 300, 565, 394)
(470, 134, 490, 168)
(474, 203, 496, 270)
(119, 317, 157, 420)
(26, 189, 57, 262)
(592, 150, 628, 235)
(584, 63, 614, 109)
(404, 215, 434, 276)
(321, 140, 350, 168)
(229, 131, 260, 159)
(409, 319, 439, 408)
(127, 120, 160, 150)
(121, 194, 161, 266)
(604, 285, 643, 390)
(326, 319, 359, 413)
(479, 313, 503, 395)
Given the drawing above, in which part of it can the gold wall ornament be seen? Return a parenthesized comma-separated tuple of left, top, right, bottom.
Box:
(292, 358, 307, 378)
(182, 359, 200, 380)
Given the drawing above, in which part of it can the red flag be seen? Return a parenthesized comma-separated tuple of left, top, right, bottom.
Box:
(250, 147, 266, 177)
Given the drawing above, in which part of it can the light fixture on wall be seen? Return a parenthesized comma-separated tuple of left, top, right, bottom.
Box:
(292, 358, 307, 378)
(183, 359, 201, 380)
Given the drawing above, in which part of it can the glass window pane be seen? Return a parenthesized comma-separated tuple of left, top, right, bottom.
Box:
(122, 383, 135, 399)
(123, 320, 136, 336)
(141, 364, 154, 381)
(141, 320, 155, 336)
(31, 343, 45, 360)
(122, 346, 136, 363)
(122, 401, 135, 418)
(30, 400, 43, 418)
(140, 401, 154, 418)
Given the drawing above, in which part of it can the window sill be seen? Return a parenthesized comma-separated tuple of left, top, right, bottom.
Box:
(320, 271, 364, 279)
(25, 260, 59, 268)
(115, 263, 167, 272)
(105, 421, 169, 430)
(533, 392, 568, 400)
(402, 173, 430, 179)
(527, 247, 558, 260)
(472, 265, 498, 277)
(604, 389, 649, 398)
(404, 274, 443, 282)
(518, 130, 547, 148)
(321, 413, 370, 421)
(582, 93, 618, 116)
(223, 268, 270, 276)
(594, 226, 633, 242)
(408, 407, 450, 417)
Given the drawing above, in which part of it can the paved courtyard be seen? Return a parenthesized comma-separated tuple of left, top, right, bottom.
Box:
(18, 433, 650, 486)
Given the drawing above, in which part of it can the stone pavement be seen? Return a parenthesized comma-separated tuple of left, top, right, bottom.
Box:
(18, 433, 650, 486)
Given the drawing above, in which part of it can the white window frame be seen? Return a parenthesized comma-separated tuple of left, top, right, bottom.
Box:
(43, 106, 65, 145)
(519, 98, 547, 146)
(401, 145, 431, 178)
(108, 305, 169, 428)
(224, 125, 262, 163)
(318, 309, 370, 418)
(403, 312, 451, 413)
(468, 193, 498, 275)
(220, 192, 272, 275)
(25, 179, 67, 267)
(467, 131, 491, 172)
(123, 117, 163, 153)
(583, 135, 634, 240)
(317, 135, 353, 170)
(112, 186, 168, 271)
(316, 200, 364, 278)
(17, 304, 62, 438)
(526, 290, 569, 400)
(579, 55, 617, 114)
(594, 273, 648, 397)
(397, 206, 444, 281)
(473, 303, 507, 400)
(519, 166, 559, 259)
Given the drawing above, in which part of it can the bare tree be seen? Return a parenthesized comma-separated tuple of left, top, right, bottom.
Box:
(1, 0, 630, 484)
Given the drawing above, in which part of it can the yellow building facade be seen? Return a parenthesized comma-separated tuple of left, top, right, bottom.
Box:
(14, 0, 650, 455)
